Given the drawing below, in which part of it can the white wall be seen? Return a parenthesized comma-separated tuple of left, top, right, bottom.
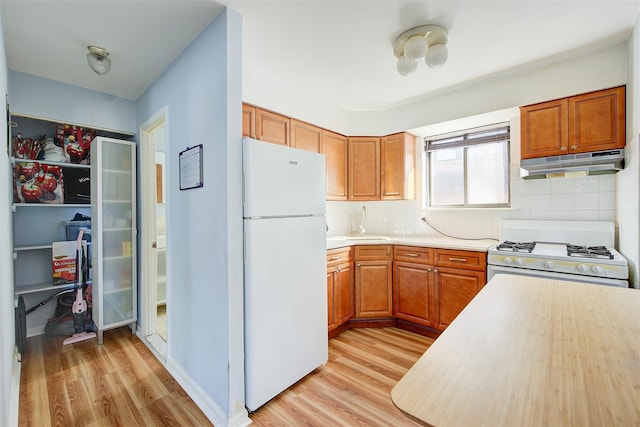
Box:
(619, 15, 640, 289)
(0, 6, 17, 425)
(136, 8, 247, 426)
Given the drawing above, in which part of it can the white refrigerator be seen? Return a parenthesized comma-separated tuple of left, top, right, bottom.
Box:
(243, 137, 328, 412)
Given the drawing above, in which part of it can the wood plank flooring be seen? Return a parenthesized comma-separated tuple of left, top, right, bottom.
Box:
(250, 327, 433, 426)
(18, 327, 212, 427)
(19, 326, 432, 426)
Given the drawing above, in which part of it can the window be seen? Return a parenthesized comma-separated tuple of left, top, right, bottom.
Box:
(424, 123, 510, 208)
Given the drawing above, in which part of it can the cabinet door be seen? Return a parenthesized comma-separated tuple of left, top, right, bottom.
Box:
(355, 260, 392, 318)
(323, 130, 348, 201)
(569, 86, 625, 153)
(255, 108, 290, 146)
(242, 104, 256, 138)
(520, 98, 568, 159)
(291, 119, 322, 153)
(327, 268, 337, 331)
(348, 136, 380, 200)
(335, 261, 354, 326)
(91, 137, 137, 342)
(393, 261, 434, 327)
(435, 267, 485, 330)
(381, 133, 415, 200)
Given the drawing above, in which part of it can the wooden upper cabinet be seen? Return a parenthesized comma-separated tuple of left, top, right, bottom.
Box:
(569, 86, 625, 153)
(323, 130, 348, 201)
(255, 108, 290, 146)
(348, 136, 380, 201)
(521, 86, 625, 159)
(520, 98, 568, 159)
(381, 132, 416, 200)
(242, 104, 256, 139)
(290, 119, 322, 153)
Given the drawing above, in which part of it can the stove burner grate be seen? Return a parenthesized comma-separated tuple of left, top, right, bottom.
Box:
(567, 244, 614, 260)
(496, 241, 536, 253)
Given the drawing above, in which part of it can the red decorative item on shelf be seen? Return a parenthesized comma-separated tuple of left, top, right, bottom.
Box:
(13, 161, 64, 204)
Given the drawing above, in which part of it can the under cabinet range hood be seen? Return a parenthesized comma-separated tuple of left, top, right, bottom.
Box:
(520, 149, 625, 179)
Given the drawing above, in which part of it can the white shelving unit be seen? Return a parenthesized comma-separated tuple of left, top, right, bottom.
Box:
(91, 136, 137, 344)
(10, 113, 134, 340)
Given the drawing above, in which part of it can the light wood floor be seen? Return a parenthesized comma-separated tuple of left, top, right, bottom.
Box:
(19, 327, 432, 426)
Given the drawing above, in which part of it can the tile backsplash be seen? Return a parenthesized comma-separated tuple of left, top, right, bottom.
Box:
(326, 174, 617, 240)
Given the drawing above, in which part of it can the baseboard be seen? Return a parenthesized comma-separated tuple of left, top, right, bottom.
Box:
(10, 348, 21, 426)
(166, 357, 251, 427)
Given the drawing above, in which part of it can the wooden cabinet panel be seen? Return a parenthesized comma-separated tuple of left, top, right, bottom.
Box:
(381, 133, 416, 200)
(348, 137, 380, 200)
(520, 99, 568, 159)
(255, 108, 290, 146)
(327, 269, 336, 330)
(393, 261, 434, 327)
(569, 86, 625, 153)
(327, 248, 353, 331)
(355, 260, 393, 318)
(355, 245, 392, 261)
(521, 86, 626, 160)
(435, 267, 485, 330)
(335, 262, 354, 325)
(323, 130, 348, 201)
(291, 119, 322, 153)
(242, 104, 256, 138)
(434, 249, 486, 272)
(394, 245, 433, 265)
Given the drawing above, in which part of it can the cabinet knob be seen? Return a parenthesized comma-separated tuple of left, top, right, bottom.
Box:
(570, 145, 577, 150)
(426, 268, 431, 272)
(152, 241, 157, 248)
(357, 263, 361, 267)
(560, 146, 567, 151)
(434, 269, 439, 273)
(448, 257, 467, 262)
(406, 253, 419, 257)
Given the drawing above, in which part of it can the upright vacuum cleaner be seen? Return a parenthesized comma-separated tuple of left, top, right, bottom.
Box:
(63, 229, 97, 345)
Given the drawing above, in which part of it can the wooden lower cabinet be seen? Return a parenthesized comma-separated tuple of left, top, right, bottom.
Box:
(393, 261, 434, 327)
(329, 244, 486, 336)
(327, 248, 354, 331)
(434, 267, 485, 330)
(354, 245, 393, 318)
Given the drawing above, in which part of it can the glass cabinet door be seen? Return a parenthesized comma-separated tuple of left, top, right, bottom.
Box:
(91, 137, 136, 343)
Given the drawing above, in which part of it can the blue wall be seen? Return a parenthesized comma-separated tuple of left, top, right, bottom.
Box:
(136, 8, 245, 424)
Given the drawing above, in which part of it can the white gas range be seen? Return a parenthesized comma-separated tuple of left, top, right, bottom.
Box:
(487, 220, 629, 287)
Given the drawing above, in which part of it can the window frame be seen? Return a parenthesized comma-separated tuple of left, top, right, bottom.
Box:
(423, 123, 511, 209)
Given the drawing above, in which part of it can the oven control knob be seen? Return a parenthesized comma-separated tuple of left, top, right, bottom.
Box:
(515, 258, 524, 266)
(592, 265, 604, 274)
(577, 264, 589, 273)
(543, 260, 554, 269)
(504, 256, 513, 264)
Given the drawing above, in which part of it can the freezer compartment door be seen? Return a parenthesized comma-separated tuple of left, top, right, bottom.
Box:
(243, 137, 326, 217)
(244, 215, 328, 411)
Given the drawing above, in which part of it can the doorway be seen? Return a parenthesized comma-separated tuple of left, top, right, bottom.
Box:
(140, 107, 169, 359)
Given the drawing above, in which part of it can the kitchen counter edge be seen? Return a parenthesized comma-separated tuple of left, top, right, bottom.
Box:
(326, 235, 496, 252)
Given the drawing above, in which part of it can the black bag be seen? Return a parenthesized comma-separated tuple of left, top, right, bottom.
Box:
(63, 168, 90, 204)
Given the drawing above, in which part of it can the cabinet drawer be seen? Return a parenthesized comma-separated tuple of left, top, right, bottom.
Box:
(394, 246, 433, 265)
(327, 247, 352, 268)
(434, 249, 486, 271)
(354, 245, 392, 261)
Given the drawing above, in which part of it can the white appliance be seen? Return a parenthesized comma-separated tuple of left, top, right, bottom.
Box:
(243, 137, 328, 412)
(487, 220, 629, 287)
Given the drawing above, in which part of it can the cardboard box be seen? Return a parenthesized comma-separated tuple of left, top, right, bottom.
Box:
(52, 240, 87, 286)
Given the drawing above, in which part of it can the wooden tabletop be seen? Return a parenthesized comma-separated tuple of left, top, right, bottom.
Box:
(391, 274, 640, 426)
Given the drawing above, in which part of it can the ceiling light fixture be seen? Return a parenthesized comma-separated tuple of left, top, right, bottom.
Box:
(86, 45, 111, 75)
(392, 25, 448, 76)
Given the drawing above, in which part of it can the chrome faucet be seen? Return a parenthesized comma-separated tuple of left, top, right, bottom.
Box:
(359, 205, 367, 236)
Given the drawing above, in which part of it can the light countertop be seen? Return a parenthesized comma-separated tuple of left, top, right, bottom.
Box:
(326, 234, 497, 252)
(391, 274, 640, 426)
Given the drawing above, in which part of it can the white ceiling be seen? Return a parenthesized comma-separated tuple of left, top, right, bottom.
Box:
(2, 1, 639, 112)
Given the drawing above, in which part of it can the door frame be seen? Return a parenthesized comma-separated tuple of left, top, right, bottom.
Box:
(139, 106, 169, 340)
